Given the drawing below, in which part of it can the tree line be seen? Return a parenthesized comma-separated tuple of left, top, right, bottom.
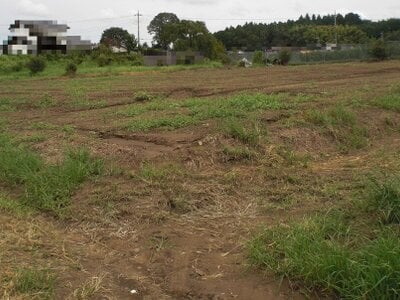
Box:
(99, 12, 400, 58)
(214, 13, 400, 51)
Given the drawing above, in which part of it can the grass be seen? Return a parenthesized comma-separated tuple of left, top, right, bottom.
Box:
(0, 133, 103, 216)
(306, 105, 356, 127)
(373, 94, 400, 112)
(122, 93, 289, 132)
(305, 105, 368, 150)
(0, 193, 30, 215)
(248, 211, 400, 299)
(222, 145, 257, 161)
(222, 118, 266, 147)
(12, 268, 56, 299)
(0, 56, 223, 80)
(138, 162, 184, 182)
(366, 175, 400, 224)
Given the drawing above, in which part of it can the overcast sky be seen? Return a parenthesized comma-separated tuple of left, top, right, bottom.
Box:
(1, 0, 399, 45)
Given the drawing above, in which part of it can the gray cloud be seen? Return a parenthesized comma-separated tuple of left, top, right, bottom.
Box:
(17, 0, 50, 16)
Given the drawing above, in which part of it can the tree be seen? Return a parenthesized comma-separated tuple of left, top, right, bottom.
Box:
(148, 13, 180, 49)
(100, 27, 137, 52)
(369, 39, 387, 60)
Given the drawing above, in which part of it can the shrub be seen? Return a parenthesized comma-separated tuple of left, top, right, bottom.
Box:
(65, 62, 78, 76)
(279, 49, 292, 65)
(218, 53, 232, 65)
(97, 54, 112, 67)
(26, 57, 46, 75)
(252, 51, 265, 65)
(369, 39, 387, 61)
(127, 53, 144, 66)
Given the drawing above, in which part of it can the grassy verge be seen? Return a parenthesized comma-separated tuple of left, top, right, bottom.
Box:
(0, 133, 102, 216)
(248, 175, 400, 299)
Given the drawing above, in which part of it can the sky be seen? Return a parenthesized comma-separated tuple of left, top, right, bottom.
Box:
(1, 0, 399, 45)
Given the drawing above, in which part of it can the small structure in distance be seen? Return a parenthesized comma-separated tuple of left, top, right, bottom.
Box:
(1, 20, 92, 55)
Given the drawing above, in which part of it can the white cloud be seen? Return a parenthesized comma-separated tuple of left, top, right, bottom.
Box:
(17, 0, 49, 16)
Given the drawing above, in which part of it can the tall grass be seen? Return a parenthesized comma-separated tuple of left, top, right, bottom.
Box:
(0, 133, 102, 215)
(248, 212, 400, 299)
(223, 118, 265, 147)
(367, 175, 400, 224)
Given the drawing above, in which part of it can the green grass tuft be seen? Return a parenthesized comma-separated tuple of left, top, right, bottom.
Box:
(248, 212, 400, 299)
(223, 118, 266, 147)
(373, 94, 400, 112)
(367, 175, 400, 224)
(14, 268, 55, 299)
(0, 133, 103, 216)
(306, 105, 356, 127)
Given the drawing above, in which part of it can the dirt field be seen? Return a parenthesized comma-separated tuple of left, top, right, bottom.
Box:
(1, 61, 400, 299)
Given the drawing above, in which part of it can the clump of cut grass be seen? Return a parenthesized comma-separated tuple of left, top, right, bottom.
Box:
(366, 175, 400, 224)
(248, 212, 400, 299)
(223, 118, 266, 147)
(222, 145, 257, 161)
(0, 133, 103, 216)
(138, 162, 184, 182)
(13, 268, 56, 299)
(72, 274, 105, 300)
(134, 91, 153, 102)
(277, 146, 311, 167)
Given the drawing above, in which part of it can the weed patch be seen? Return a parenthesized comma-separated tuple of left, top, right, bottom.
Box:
(305, 106, 368, 151)
(248, 211, 400, 299)
(373, 94, 400, 112)
(122, 93, 289, 132)
(0, 134, 102, 216)
(222, 118, 266, 147)
(366, 175, 400, 224)
(9, 268, 56, 299)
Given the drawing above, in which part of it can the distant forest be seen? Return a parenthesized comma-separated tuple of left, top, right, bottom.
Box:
(214, 13, 400, 51)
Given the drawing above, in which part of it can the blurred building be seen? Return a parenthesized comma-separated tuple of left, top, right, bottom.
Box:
(1, 20, 92, 55)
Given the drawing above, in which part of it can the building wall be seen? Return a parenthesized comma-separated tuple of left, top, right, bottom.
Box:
(143, 51, 204, 66)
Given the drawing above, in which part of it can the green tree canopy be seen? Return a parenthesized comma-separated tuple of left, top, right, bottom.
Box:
(147, 12, 180, 49)
(100, 27, 137, 52)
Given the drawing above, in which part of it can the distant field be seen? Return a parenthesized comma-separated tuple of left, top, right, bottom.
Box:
(1, 61, 400, 299)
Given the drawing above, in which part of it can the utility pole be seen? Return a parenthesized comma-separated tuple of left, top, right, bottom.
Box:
(334, 11, 338, 45)
(135, 11, 143, 48)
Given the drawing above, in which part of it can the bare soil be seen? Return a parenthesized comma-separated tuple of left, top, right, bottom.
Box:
(1, 61, 400, 299)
